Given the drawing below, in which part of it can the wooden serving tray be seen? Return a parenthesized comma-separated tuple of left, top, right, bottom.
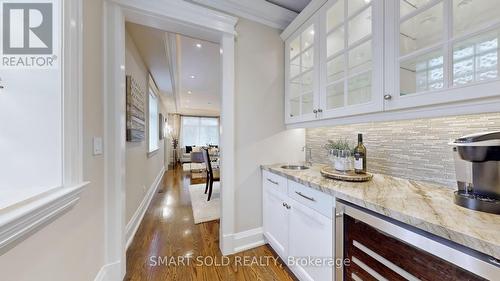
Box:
(320, 166, 373, 182)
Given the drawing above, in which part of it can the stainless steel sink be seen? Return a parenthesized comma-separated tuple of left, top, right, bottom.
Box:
(281, 165, 310, 170)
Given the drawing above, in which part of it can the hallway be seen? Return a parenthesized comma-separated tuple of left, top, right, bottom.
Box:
(124, 166, 296, 281)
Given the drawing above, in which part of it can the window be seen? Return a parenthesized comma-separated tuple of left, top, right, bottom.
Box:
(181, 116, 219, 147)
(148, 88, 159, 153)
(398, 0, 500, 96)
(325, 0, 374, 110)
(289, 23, 316, 117)
(0, 0, 86, 253)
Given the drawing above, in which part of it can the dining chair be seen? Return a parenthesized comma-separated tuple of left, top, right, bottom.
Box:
(203, 148, 219, 201)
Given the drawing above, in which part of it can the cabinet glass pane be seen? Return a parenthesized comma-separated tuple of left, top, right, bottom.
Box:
(348, 6, 372, 46)
(301, 71, 313, 93)
(453, 0, 500, 37)
(400, 50, 444, 95)
(290, 97, 300, 117)
(326, 82, 344, 109)
(290, 78, 301, 98)
(301, 93, 314, 114)
(348, 0, 369, 17)
(302, 25, 315, 50)
(327, 55, 345, 83)
(400, 3, 443, 56)
(348, 40, 372, 74)
(290, 56, 301, 78)
(290, 37, 300, 59)
(400, 0, 434, 18)
(453, 29, 499, 86)
(327, 27, 345, 57)
(302, 48, 314, 72)
(348, 72, 371, 105)
(327, 0, 344, 32)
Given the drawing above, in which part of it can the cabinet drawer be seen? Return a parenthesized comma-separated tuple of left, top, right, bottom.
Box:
(262, 170, 287, 194)
(288, 180, 333, 218)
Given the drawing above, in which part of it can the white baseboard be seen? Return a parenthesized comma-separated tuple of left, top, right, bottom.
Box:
(222, 227, 265, 254)
(125, 167, 165, 249)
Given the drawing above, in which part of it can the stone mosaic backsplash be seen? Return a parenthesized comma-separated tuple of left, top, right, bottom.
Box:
(306, 113, 500, 187)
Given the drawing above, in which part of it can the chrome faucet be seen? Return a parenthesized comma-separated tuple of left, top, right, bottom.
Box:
(303, 146, 313, 167)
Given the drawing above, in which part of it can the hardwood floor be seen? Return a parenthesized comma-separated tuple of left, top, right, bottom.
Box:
(124, 165, 297, 281)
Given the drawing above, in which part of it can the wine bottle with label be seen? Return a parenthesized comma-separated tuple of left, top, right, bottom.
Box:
(354, 133, 366, 174)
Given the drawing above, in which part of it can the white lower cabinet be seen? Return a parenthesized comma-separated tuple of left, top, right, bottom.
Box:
(262, 170, 333, 281)
(288, 197, 333, 281)
(263, 183, 289, 258)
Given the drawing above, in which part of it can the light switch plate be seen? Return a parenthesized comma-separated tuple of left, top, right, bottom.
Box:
(93, 137, 103, 155)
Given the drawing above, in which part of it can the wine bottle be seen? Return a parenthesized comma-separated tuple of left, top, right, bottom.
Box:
(354, 133, 367, 174)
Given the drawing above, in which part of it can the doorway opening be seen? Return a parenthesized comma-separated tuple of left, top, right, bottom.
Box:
(103, 1, 236, 279)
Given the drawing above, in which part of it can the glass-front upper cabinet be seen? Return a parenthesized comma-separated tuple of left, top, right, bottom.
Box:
(317, 0, 384, 119)
(385, 0, 500, 110)
(285, 15, 320, 123)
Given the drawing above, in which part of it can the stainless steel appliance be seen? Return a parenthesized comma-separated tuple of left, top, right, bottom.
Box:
(450, 131, 500, 214)
(334, 201, 498, 281)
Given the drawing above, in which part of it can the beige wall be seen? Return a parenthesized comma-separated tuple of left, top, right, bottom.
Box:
(0, 1, 105, 280)
(234, 19, 305, 233)
(125, 29, 167, 224)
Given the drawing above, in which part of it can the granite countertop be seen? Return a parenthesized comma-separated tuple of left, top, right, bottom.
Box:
(261, 163, 500, 260)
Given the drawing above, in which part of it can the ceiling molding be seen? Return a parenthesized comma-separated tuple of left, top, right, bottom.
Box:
(280, 0, 327, 40)
(192, 0, 298, 30)
(114, 0, 238, 35)
(165, 33, 181, 113)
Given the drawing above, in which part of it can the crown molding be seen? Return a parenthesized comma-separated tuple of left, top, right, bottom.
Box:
(113, 0, 238, 35)
(192, 0, 298, 30)
(280, 0, 327, 40)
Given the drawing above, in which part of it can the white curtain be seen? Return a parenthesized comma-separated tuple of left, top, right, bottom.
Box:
(180, 116, 219, 147)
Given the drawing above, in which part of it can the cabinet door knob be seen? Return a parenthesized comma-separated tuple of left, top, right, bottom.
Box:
(317, 109, 323, 113)
(384, 94, 392, 100)
(313, 109, 318, 113)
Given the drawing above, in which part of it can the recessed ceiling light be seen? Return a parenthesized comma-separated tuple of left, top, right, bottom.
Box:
(189, 75, 195, 79)
(195, 43, 202, 48)
(310, 30, 315, 35)
(219, 48, 223, 54)
(187, 90, 192, 94)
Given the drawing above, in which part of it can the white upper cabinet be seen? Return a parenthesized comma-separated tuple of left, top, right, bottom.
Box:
(284, 0, 500, 125)
(384, 0, 500, 110)
(318, 0, 384, 119)
(285, 15, 321, 123)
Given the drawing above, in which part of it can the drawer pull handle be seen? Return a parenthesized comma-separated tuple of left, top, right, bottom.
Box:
(295, 191, 315, 202)
(267, 178, 279, 185)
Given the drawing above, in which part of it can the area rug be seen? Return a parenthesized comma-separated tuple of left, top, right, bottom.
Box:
(188, 183, 220, 224)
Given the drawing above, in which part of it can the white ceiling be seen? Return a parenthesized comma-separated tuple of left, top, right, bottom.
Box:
(126, 22, 221, 116)
(177, 34, 221, 116)
(266, 0, 311, 13)
(125, 23, 173, 96)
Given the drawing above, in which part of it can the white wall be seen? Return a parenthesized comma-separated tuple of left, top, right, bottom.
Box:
(234, 19, 305, 233)
(125, 29, 167, 224)
(0, 1, 105, 280)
